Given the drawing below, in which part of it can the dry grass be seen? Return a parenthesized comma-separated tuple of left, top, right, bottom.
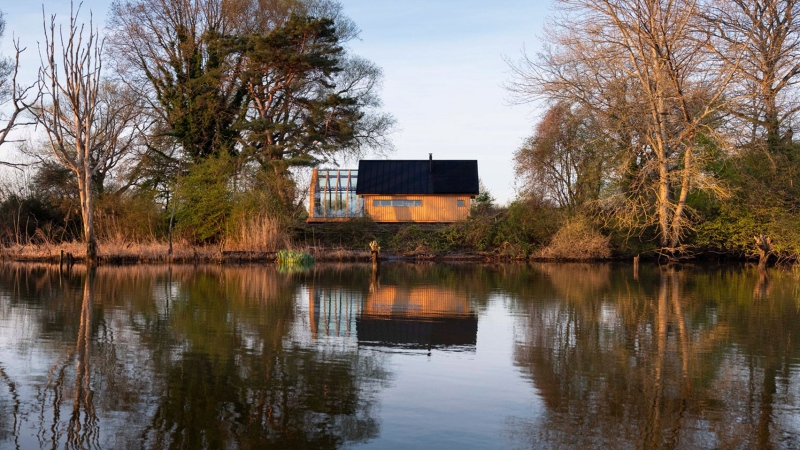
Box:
(226, 215, 288, 252)
(0, 238, 376, 264)
(306, 246, 370, 261)
(1, 239, 232, 263)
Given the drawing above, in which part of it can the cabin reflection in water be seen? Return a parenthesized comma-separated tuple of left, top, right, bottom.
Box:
(309, 284, 478, 350)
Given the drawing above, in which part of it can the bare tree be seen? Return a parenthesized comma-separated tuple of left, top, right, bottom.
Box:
(510, 0, 732, 251)
(706, 0, 800, 153)
(34, 4, 138, 264)
(0, 10, 38, 162)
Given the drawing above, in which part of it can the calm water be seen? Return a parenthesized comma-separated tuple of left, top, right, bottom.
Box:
(0, 262, 799, 449)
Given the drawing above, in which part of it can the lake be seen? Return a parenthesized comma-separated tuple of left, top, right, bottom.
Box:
(0, 262, 799, 449)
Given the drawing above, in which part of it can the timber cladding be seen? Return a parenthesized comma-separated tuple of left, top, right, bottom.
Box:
(362, 195, 471, 222)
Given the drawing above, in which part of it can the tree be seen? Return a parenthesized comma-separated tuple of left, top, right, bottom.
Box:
(34, 4, 140, 264)
(236, 13, 393, 211)
(107, 0, 252, 162)
(514, 102, 610, 212)
(107, 0, 393, 219)
(0, 9, 38, 161)
(510, 0, 731, 251)
(706, 0, 800, 154)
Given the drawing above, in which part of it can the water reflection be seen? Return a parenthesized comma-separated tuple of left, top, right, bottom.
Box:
(309, 264, 479, 350)
(0, 263, 799, 449)
(0, 264, 387, 449)
(509, 263, 800, 449)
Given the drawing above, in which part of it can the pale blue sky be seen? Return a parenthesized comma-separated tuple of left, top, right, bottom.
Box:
(1, 1, 553, 204)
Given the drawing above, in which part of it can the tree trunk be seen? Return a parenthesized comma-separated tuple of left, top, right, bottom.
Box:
(764, 89, 782, 154)
(78, 174, 97, 266)
(669, 144, 694, 249)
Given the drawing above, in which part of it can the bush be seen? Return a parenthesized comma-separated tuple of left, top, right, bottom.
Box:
(175, 155, 234, 244)
(0, 194, 78, 246)
(95, 191, 165, 243)
(538, 216, 611, 260)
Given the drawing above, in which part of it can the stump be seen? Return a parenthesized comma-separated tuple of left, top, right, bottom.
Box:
(754, 235, 772, 271)
(369, 240, 381, 265)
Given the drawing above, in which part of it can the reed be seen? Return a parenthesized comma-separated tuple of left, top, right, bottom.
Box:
(276, 249, 315, 270)
(227, 214, 288, 252)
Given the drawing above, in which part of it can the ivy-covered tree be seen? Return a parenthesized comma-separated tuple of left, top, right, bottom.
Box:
(107, 0, 393, 227)
(236, 13, 393, 210)
(107, 0, 248, 162)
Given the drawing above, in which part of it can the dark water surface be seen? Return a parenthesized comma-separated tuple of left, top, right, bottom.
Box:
(1, 262, 799, 449)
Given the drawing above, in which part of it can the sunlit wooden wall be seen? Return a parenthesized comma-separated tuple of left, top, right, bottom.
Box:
(362, 195, 472, 222)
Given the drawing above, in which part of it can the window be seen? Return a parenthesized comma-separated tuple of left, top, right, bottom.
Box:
(313, 169, 362, 218)
(373, 199, 422, 207)
(457, 200, 465, 207)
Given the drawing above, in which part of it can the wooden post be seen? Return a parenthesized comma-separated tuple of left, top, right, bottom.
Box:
(369, 240, 381, 266)
(60, 249, 65, 271)
(370, 240, 381, 288)
(633, 254, 640, 280)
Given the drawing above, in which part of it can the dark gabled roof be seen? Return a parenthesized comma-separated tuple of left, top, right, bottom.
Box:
(355, 160, 479, 195)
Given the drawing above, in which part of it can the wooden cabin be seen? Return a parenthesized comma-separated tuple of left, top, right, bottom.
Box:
(307, 156, 479, 222)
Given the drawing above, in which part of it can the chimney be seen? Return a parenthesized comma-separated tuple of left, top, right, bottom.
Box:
(429, 153, 432, 173)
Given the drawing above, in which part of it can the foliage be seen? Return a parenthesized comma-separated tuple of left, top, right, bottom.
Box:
(107, 0, 246, 161)
(470, 180, 495, 215)
(510, 0, 735, 249)
(514, 102, 610, 211)
(0, 194, 74, 245)
(276, 249, 315, 267)
(175, 155, 234, 244)
(107, 0, 393, 216)
(538, 216, 611, 260)
(379, 199, 561, 258)
(236, 14, 391, 170)
(95, 191, 165, 243)
(301, 217, 386, 249)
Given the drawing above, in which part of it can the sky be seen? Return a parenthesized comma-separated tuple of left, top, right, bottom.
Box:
(0, 0, 553, 204)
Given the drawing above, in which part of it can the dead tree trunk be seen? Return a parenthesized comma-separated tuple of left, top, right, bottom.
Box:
(754, 235, 772, 271)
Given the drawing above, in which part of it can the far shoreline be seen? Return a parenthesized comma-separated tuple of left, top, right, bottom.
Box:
(0, 241, 771, 267)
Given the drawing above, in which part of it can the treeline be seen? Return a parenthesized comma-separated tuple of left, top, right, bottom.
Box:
(0, 0, 392, 263)
(1, 1, 799, 263)
(506, 0, 800, 261)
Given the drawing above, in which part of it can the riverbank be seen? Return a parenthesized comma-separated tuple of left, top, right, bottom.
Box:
(0, 241, 501, 265)
(0, 239, 780, 267)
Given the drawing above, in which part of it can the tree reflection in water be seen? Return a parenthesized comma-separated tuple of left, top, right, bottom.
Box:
(509, 263, 800, 449)
(0, 264, 388, 449)
(1, 262, 799, 449)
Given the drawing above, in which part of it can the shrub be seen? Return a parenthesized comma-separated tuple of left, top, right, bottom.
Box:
(95, 192, 165, 244)
(538, 216, 611, 260)
(175, 155, 234, 244)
